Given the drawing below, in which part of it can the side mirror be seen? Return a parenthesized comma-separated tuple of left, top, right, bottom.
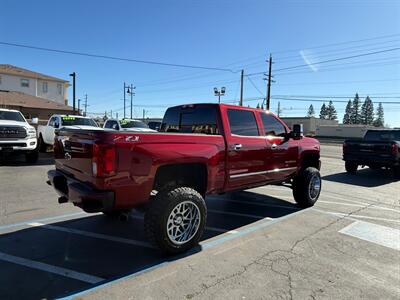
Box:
(31, 117, 38, 125)
(291, 124, 303, 139)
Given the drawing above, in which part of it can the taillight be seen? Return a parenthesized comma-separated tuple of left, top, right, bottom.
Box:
(92, 144, 116, 177)
(392, 143, 398, 156)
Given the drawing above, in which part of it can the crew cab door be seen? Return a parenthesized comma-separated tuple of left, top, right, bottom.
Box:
(224, 107, 269, 190)
(259, 112, 298, 180)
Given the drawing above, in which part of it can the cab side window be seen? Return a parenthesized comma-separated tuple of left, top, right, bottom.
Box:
(260, 113, 286, 137)
(104, 120, 113, 129)
(227, 109, 259, 136)
(48, 117, 56, 127)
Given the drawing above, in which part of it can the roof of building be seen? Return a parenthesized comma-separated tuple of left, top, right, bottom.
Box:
(0, 64, 68, 83)
(0, 90, 73, 111)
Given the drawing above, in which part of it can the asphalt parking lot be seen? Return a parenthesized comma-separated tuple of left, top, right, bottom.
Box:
(0, 144, 399, 299)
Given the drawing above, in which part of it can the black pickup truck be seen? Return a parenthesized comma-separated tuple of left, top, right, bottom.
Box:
(343, 129, 400, 177)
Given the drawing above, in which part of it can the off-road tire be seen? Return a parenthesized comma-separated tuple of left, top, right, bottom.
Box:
(393, 166, 400, 179)
(25, 151, 39, 163)
(345, 161, 358, 174)
(293, 167, 321, 208)
(144, 186, 207, 254)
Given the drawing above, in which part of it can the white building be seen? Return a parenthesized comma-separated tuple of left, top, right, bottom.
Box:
(0, 64, 69, 105)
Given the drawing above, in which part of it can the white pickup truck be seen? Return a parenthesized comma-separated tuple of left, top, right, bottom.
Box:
(0, 108, 38, 163)
(37, 115, 99, 151)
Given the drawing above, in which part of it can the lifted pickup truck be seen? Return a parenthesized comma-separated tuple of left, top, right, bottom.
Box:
(343, 129, 400, 177)
(48, 104, 321, 253)
(37, 114, 98, 151)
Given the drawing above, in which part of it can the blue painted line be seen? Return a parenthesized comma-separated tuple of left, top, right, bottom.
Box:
(58, 207, 309, 300)
(0, 212, 86, 232)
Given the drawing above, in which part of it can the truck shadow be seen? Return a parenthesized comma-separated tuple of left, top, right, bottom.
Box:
(322, 168, 398, 187)
(0, 152, 54, 166)
(0, 191, 300, 299)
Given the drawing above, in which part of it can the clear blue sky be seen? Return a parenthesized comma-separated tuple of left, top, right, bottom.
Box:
(1, 0, 399, 126)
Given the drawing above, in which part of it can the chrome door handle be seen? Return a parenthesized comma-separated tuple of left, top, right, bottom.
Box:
(234, 143, 242, 150)
(271, 144, 278, 150)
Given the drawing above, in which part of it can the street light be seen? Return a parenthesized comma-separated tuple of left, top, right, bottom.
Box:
(214, 87, 226, 103)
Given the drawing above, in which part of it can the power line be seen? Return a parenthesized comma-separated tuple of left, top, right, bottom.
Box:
(270, 33, 400, 55)
(0, 41, 237, 73)
(245, 75, 265, 97)
(270, 97, 400, 104)
(247, 47, 400, 76)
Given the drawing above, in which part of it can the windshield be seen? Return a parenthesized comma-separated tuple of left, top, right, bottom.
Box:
(364, 130, 400, 141)
(120, 120, 149, 129)
(61, 116, 98, 127)
(0, 110, 25, 122)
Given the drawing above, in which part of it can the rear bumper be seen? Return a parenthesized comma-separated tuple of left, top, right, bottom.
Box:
(47, 169, 114, 213)
(343, 153, 398, 166)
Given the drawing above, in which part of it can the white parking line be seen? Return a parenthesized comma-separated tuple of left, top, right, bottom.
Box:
(0, 252, 104, 284)
(340, 221, 400, 251)
(27, 222, 155, 249)
(318, 200, 400, 213)
(313, 208, 400, 224)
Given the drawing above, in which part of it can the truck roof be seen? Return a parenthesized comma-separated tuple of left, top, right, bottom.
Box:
(167, 103, 274, 113)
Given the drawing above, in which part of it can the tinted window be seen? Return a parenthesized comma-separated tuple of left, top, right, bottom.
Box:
(48, 116, 56, 127)
(260, 113, 286, 136)
(160, 106, 219, 135)
(227, 109, 259, 136)
(105, 120, 119, 130)
(364, 130, 400, 141)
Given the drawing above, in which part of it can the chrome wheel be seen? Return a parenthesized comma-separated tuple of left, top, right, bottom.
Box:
(166, 201, 201, 245)
(308, 175, 321, 200)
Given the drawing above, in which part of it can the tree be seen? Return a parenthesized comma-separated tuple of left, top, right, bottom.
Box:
(373, 102, 384, 127)
(307, 104, 315, 117)
(319, 103, 328, 119)
(343, 100, 353, 124)
(361, 96, 374, 125)
(351, 93, 361, 124)
(327, 100, 337, 120)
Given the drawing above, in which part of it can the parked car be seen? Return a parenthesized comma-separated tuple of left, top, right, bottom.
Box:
(37, 115, 99, 151)
(47, 103, 321, 254)
(0, 108, 38, 163)
(343, 129, 400, 177)
(147, 121, 162, 131)
(104, 118, 156, 132)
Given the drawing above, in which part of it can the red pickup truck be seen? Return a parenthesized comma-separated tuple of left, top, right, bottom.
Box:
(48, 104, 321, 253)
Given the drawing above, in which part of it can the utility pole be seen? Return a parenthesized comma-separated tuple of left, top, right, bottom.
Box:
(123, 82, 126, 119)
(265, 54, 273, 110)
(83, 94, 88, 116)
(239, 69, 244, 106)
(130, 84, 135, 119)
(277, 101, 282, 117)
(142, 109, 145, 120)
(110, 110, 113, 118)
(78, 99, 81, 115)
(69, 72, 76, 114)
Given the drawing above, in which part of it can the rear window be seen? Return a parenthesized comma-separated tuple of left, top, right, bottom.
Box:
(364, 130, 400, 141)
(61, 116, 98, 127)
(160, 106, 219, 135)
(227, 109, 259, 136)
(120, 120, 149, 129)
